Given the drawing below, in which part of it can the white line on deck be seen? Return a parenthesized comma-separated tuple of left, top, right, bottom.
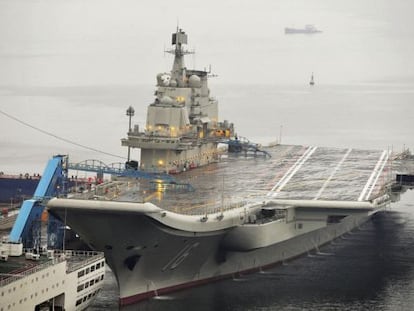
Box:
(267, 146, 313, 194)
(364, 150, 390, 201)
(313, 148, 352, 200)
(358, 150, 388, 201)
(268, 146, 317, 197)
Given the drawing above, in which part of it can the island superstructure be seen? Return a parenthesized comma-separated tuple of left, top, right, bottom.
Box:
(45, 28, 414, 307)
(122, 28, 234, 173)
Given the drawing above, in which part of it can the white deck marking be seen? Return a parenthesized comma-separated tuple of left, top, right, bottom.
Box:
(364, 150, 390, 201)
(268, 146, 317, 197)
(313, 148, 352, 200)
(268, 146, 315, 193)
(358, 150, 388, 201)
(266, 146, 312, 195)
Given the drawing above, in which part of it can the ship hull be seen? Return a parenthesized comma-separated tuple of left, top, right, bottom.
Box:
(48, 201, 376, 306)
(0, 177, 39, 202)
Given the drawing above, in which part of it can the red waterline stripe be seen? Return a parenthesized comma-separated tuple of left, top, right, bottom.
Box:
(120, 253, 307, 306)
(121, 215, 369, 306)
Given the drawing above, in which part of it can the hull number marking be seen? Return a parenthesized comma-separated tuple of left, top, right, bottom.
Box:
(162, 242, 200, 271)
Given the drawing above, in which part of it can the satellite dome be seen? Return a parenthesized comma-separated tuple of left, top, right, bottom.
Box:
(157, 73, 171, 86)
(188, 75, 201, 88)
(156, 73, 164, 86)
(160, 96, 174, 105)
(170, 79, 177, 87)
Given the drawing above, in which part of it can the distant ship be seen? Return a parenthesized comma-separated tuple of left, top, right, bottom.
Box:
(0, 173, 40, 203)
(310, 72, 315, 85)
(46, 28, 411, 307)
(285, 25, 322, 34)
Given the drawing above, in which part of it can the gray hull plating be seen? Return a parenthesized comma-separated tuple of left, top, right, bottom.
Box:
(54, 205, 372, 304)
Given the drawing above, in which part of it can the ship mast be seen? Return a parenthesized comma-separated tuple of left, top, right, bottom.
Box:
(166, 28, 194, 87)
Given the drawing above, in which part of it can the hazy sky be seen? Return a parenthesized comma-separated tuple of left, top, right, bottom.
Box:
(0, 0, 413, 174)
(1, 0, 413, 86)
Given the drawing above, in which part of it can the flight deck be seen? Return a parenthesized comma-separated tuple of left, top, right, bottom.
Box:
(69, 144, 404, 215)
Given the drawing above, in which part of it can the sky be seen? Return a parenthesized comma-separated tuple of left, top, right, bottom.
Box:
(1, 0, 414, 87)
(0, 0, 413, 174)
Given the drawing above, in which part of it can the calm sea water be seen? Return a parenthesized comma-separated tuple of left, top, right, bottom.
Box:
(1, 82, 413, 174)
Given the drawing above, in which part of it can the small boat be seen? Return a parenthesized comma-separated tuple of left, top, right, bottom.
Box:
(310, 73, 315, 86)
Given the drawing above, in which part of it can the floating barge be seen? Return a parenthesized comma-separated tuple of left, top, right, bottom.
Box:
(0, 244, 105, 311)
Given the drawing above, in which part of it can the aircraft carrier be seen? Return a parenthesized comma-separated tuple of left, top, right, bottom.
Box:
(46, 28, 413, 306)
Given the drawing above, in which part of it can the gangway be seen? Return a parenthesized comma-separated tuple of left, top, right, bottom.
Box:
(9, 155, 68, 246)
(221, 137, 272, 158)
(68, 159, 194, 191)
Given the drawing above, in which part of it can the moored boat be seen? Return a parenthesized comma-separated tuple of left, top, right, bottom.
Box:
(0, 241, 105, 311)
